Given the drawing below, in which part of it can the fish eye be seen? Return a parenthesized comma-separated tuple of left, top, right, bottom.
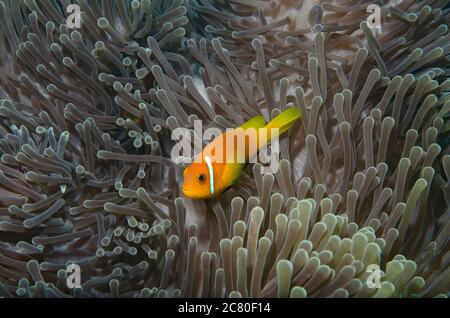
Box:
(197, 173, 206, 183)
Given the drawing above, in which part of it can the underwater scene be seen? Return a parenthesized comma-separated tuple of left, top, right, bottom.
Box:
(0, 0, 449, 299)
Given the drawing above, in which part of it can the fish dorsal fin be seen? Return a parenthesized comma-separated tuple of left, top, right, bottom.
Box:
(201, 115, 265, 158)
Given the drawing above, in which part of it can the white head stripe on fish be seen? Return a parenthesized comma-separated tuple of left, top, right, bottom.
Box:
(204, 156, 214, 195)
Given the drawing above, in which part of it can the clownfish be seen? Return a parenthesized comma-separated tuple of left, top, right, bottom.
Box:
(181, 107, 301, 199)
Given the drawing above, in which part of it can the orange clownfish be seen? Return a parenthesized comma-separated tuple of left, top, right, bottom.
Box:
(181, 107, 301, 199)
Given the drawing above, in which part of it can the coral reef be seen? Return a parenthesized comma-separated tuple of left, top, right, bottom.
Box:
(0, 0, 448, 298)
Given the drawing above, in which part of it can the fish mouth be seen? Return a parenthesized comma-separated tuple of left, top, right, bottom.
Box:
(181, 187, 195, 198)
(182, 187, 208, 199)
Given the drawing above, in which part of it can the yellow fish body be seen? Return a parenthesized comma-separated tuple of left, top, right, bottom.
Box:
(182, 107, 301, 199)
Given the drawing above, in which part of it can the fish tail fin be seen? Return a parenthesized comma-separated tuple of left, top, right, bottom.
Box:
(239, 115, 266, 130)
(264, 107, 301, 142)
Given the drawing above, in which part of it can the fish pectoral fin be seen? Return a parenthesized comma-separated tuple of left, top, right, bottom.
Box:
(219, 162, 245, 190)
(222, 183, 235, 193)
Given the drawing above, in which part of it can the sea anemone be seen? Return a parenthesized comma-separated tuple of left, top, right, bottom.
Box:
(0, 0, 448, 298)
